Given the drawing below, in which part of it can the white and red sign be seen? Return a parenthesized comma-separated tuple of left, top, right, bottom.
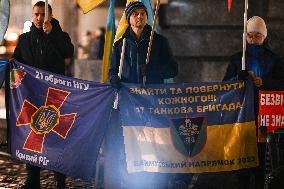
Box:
(258, 91, 284, 142)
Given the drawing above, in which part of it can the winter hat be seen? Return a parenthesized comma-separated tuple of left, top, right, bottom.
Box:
(125, 1, 148, 23)
(247, 16, 267, 38)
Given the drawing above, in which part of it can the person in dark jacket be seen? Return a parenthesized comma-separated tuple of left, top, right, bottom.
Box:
(223, 16, 284, 189)
(12, 4, 73, 75)
(11, 1, 74, 189)
(109, 2, 178, 87)
(223, 16, 284, 90)
(105, 2, 178, 189)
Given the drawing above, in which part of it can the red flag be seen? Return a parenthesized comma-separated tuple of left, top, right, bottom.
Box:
(228, 0, 232, 13)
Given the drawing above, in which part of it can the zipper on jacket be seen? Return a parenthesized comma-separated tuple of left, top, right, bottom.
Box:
(136, 39, 148, 83)
(36, 38, 43, 55)
(135, 41, 140, 83)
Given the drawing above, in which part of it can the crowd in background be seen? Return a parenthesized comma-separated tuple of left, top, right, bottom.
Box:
(77, 27, 105, 60)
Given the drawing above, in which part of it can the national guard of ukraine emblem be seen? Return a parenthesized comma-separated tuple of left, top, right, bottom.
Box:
(170, 117, 207, 157)
(31, 105, 60, 134)
(16, 87, 77, 153)
(10, 68, 26, 89)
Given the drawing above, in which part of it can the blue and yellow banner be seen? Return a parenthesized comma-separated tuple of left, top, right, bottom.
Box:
(9, 61, 115, 180)
(119, 80, 258, 173)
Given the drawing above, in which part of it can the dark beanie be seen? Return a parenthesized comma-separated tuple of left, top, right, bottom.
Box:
(125, 1, 148, 23)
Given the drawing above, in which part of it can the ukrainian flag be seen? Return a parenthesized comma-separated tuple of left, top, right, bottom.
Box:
(77, 0, 106, 14)
(114, 0, 134, 43)
(101, 0, 116, 82)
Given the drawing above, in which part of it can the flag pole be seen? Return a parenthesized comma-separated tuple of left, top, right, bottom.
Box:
(143, 0, 161, 87)
(45, 0, 49, 22)
(241, 0, 248, 70)
(113, 38, 126, 109)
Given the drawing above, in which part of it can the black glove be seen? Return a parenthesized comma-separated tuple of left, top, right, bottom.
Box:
(110, 75, 121, 89)
(139, 64, 147, 77)
(237, 70, 250, 81)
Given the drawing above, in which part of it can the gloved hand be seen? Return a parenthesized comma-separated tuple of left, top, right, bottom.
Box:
(139, 64, 147, 77)
(8, 58, 15, 63)
(110, 75, 121, 89)
(237, 70, 250, 81)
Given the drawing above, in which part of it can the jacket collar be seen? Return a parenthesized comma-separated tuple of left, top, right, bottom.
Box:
(30, 23, 44, 36)
(125, 24, 152, 42)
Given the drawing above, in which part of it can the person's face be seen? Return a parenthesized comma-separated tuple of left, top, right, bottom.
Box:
(247, 32, 265, 45)
(32, 6, 52, 29)
(129, 9, 147, 29)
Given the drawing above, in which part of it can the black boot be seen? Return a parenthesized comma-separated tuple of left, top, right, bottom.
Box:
(54, 171, 66, 189)
(21, 164, 41, 189)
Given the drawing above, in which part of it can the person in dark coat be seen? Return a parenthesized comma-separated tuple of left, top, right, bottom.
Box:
(223, 17, 284, 90)
(109, 2, 178, 86)
(223, 16, 284, 189)
(105, 2, 178, 189)
(12, 4, 73, 75)
(11, 1, 74, 189)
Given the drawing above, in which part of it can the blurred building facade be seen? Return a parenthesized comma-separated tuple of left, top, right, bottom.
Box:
(160, 0, 284, 82)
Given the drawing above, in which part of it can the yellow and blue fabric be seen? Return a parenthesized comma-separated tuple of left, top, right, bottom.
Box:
(76, 0, 106, 14)
(9, 60, 115, 180)
(119, 80, 258, 173)
(101, 0, 115, 82)
(114, 0, 134, 43)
